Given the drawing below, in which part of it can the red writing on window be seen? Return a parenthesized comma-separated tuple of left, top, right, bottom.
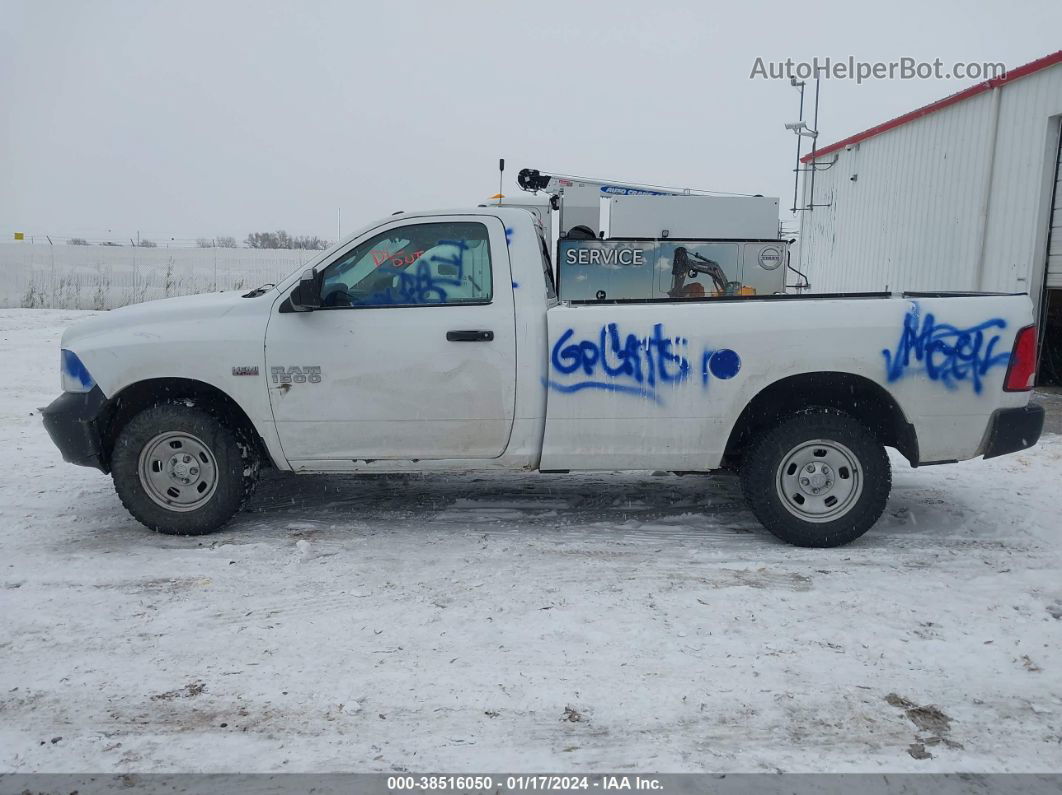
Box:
(372, 249, 425, 268)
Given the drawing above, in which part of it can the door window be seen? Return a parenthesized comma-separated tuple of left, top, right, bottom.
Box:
(319, 221, 493, 307)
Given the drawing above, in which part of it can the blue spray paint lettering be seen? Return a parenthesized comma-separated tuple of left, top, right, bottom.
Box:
(363, 239, 470, 305)
(882, 304, 1010, 394)
(547, 323, 740, 403)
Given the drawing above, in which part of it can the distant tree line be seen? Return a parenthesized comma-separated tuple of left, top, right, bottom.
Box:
(197, 237, 238, 248)
(67, 238, 159, 247)
(63, 231, 328, 249)
(244, 230, 328, 250)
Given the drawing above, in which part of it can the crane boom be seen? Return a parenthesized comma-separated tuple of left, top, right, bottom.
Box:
(517, 168, 693, 239)
(517, 169, 685, 198)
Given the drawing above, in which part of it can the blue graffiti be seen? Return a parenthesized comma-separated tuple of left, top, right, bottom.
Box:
(703, 348, 742, 382)
(547, 323, 740, 403)
(882, 305, 1010, 394)
(505, 227, 513, 247)
(363, 239, 473, 305)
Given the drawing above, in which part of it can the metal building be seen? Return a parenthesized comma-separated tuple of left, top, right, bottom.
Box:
(797, 51, 1062, 381)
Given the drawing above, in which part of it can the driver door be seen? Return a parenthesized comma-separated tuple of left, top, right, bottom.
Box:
(264, 215, 517, 464)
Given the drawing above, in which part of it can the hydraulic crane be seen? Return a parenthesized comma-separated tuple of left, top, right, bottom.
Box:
(517, 168, 688, 239)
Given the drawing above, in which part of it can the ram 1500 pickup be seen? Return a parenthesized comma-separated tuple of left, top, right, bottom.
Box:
(41, 208, 1045, 547)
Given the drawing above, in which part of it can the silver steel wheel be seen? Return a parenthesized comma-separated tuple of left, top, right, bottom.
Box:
(775, 438, 863, 524)
(137, 431, 219, 512)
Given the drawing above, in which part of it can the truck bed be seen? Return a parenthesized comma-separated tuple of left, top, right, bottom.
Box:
(539, 292, 1035, 471)
(565, 290, 1027, 306)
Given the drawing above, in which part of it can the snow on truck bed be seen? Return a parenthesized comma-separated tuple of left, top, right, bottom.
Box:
(1, 309, 1060, 773)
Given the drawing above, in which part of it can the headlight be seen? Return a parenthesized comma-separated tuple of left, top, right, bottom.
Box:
(60, 349, 96, 393)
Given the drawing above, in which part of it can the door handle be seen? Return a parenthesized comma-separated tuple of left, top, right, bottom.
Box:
(446, 329, 494, 342)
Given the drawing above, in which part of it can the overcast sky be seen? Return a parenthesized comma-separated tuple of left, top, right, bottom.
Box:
(2, 0, 1060, 244)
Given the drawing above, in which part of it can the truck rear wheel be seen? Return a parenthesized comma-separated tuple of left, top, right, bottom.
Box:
(111, 404, 259, 535)
(740, 409, 891, 547)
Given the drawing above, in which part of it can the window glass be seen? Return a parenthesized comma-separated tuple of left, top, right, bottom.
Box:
(320, 222, 492, 307)
(538, 233, 557, 301)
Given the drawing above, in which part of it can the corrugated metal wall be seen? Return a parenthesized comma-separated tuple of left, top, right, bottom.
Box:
(799, 64, 1062, 302)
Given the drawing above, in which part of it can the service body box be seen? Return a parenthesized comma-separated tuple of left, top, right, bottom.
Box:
(604, 195, 780, 240)
(554, 180, 671, 236)
(558, 238, 787, 301)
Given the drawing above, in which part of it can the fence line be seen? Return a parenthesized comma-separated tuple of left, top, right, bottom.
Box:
(0, 243, 319, 309)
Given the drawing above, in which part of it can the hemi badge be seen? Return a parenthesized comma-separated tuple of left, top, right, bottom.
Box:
(232, 366, 259, 376)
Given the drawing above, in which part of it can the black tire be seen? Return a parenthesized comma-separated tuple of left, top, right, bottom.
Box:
(740, 409, 890, 547)
(111, 403, 260, 535)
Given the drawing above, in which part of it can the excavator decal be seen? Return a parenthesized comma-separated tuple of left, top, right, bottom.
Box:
(668, 246, 744, 298)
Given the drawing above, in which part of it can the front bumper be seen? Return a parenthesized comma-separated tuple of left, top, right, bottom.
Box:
(40, 386, 109, 471)
(982, 402, 1045, 460)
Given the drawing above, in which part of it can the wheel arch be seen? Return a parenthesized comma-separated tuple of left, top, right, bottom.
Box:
(724, 371, 919, 467)
(97, 377, 274, 470)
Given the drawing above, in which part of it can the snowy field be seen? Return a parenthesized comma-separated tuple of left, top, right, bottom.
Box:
(0, 243, 313, 310)
(2, 309, 1061, 774)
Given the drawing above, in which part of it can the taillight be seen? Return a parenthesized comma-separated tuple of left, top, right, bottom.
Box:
(1003, 325, 1037, 392)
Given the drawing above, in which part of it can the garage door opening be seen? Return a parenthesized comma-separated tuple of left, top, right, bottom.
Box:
(1041, 121, 1061, 387)
(1040, 289, 1062, 386)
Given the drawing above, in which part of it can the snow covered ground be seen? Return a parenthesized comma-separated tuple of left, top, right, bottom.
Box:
(1, 309, 1061, 773)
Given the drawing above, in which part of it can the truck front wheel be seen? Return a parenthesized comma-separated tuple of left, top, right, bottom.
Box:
(110, 404, 259, 535)
(740, 409, 891, 547)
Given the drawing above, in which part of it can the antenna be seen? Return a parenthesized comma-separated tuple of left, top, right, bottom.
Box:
(785, 77, 832, 213)
(786, 77, 807, 214)
(809, 78, 821, 212)
(498, 158, 505, 205)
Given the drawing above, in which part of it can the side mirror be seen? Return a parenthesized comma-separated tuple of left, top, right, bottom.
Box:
(289, 269, 321, 312)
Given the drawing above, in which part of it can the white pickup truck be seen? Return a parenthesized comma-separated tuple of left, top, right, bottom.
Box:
(42, 208, 1045, 547)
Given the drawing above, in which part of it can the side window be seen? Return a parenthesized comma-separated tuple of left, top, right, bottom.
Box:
(319, 221, 493, 307)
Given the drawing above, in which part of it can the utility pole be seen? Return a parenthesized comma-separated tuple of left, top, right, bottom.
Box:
(809, 77, 821, 213)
